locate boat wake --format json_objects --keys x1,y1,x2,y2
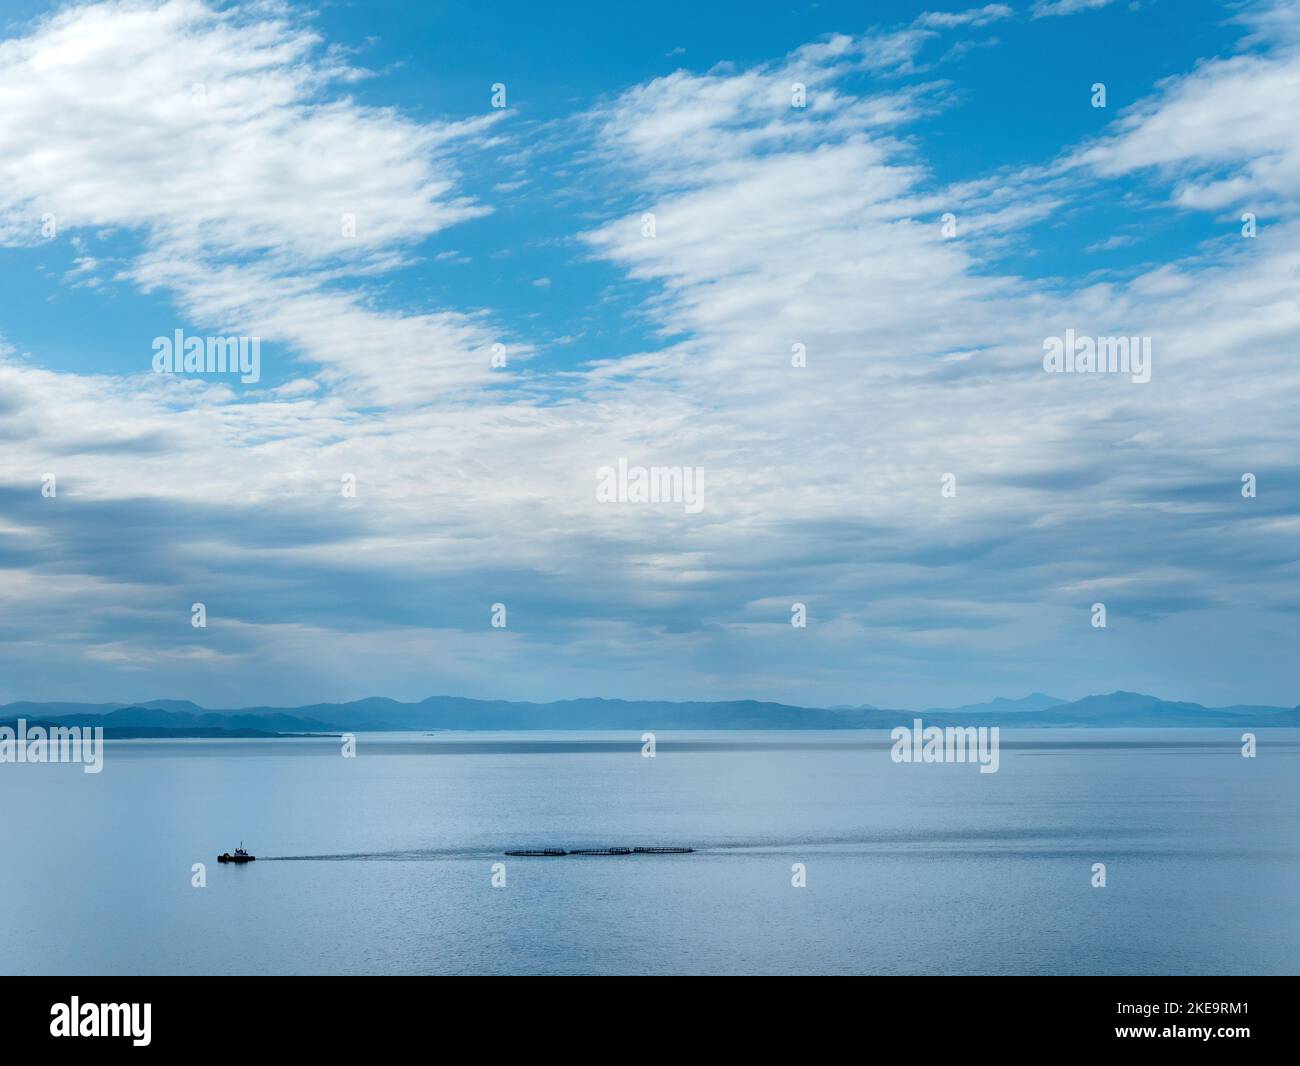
[
  {"x1": 261, "y1": 847, "x2": 498, "y2": 862},
  {"x1": 253, "y1": 826, "x2": 1282, "y2": 863},
  {"x1": 262, "y1": 845, "x2": 696, "y2": 861}
]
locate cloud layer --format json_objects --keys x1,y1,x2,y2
[{"x1": 1, "y1": 0, "x2": 1298, "y2": 709}]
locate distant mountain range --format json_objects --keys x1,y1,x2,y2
[{"x1": 2, "y1": 691, "x2": 1298, "y2": 735}]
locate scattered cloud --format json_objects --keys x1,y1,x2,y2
[
  {"x1": 0, "y1": 0, "x2": 1297, "y2": 708},
  {"x1": 1031, "y1": 0, "x2": 1122, "y2": 18},
  {"x1": 1071, "y1": 6, "x2": 1300, "y2": 211},
  {"x1": 915, "y1": 4, "x2": 1014, "y2": 29}
]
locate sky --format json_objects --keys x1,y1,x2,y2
[{"x1": 0, "y1": 0, "x2": 1297, "y2": 710}]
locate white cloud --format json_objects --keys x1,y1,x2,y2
[
  {"x1": 0, "y1": 0, "x2": 508, "y2": 404},
  {"x1": 1072, "y1": 13, "x2": 1300, "y2": 211},
  {"x1": 570, "y1": 18, "x2": 1300, "y2": 702},
  {"x1": 1031, "y1": 0, "x2": 1120, "y2": 17},
  {"x1": 915, "y1": 5, "x2": 1014, "y2": 29},
  {"x1": 1, "y1": 3, "x2": 1299, "y2": 707},
  {"x1": 0, "y1": 0, "x2": 493, "y2": 260}
]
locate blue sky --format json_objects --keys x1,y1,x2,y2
[{"x1": 0, "y1": 0, "x2": 1297, "y2": 709}]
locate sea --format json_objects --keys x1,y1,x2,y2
[{"x1": 2, "y1": 729, "x2": 1297, "y2": 975}]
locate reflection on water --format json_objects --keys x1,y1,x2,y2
[{"x1": 1, "y1": 729, "x2": 1297, "y2": 975}]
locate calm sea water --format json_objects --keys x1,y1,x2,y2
[{"x1": 2, "y1": 729, "x2": 1297, "y2": 975}]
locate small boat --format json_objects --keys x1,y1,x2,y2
[{"x1": 217, "y1": 842, "x2": 255, "y2": 864}]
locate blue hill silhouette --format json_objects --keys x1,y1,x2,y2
[{"x1": 3, "y1": 691, "x2": 1297, "y2": 733}]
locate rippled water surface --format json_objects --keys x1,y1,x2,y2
[{"x1": 2, "y1": 730, "x2": 1296, "y2": 974}]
